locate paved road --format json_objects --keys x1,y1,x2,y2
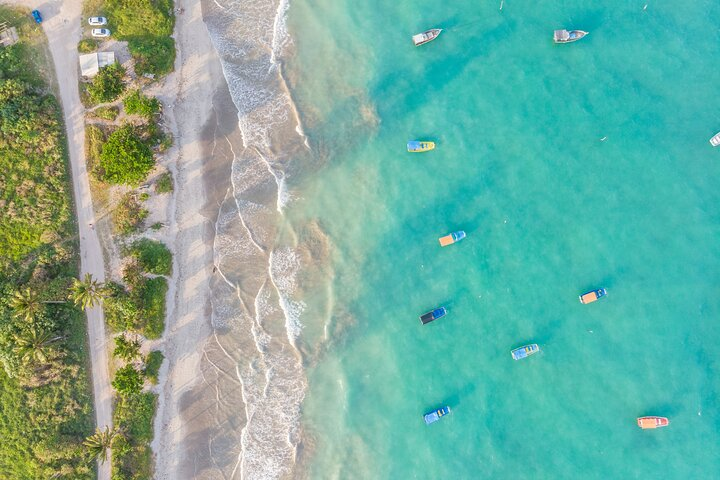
[{"x1": 0, "y1": 1, "x2": 113, "y2": 478}]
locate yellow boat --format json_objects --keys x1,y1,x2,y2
[{"x1": 407, "y1": 140, "x2": 435, "y2": 152}]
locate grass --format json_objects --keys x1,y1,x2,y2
[
  {"x1": 77, "y1": 38, "x2": 98, "y2": 54},
  {"x1": 112, "y1": 193, "x2": 148, "y2": 235},
  {"x1": 144, "y1": 350, "x2": 163, "y2": 385},
  {"x1": 104, "y1": 0, "x2": 176, "y2": 76},
  {"x1": 155, "y1": 171, "x2": 173, "y2": 193},
  {"x1": 127, "y1": 238, "x2": 172, "y2": 276},
  {"x1": 140, "y1": 276, "x2": 167, "y2": 340},
  {"x1": 112, "y1": 391, "x2": 156, "y2": 480},
  {"x1": 90, "y1": 105, "x2": 119, "y2": 121},
  {"x1": 0, "y1": 6, "x2": 93, "y2": 477}
]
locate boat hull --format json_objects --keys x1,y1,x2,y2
[
  {"x1": 554, "y1": 29, "x2": 588, "y2": 43},
  {"x1": 579, "y1": 288, "x2": 607, "y2": 304},
  {"x1": 710, "y1": 132, "x2": 720, "y2": 147},
  {"x1": 420, "y1": 307, "x2": 447, "y2": 325},
  {"x1": 424, "y1": 406, "x2": 451, "y2": 425},
  {"x1": 511, "y1": 344, "x2": 540, "y2": 360},
  {"x1": 439, "y1": 231, "x2": 466, "y2": 247},
  {"x1": 637, "y1": 416, "x2": 669, "y2": 429},
  {"x1": 413, "y1": 28, "x2": 442, "y2": 46},
  {"x1": 407, "y1": 140, "x2": 436, "y2": 152}
]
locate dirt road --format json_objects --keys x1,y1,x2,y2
[{"x1": 0, "y1": 1, "x2": 113, "y2": 478}]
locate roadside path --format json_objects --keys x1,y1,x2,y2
[{"x1": 0, "y1": 1, "x2": 113, "y2": 479}]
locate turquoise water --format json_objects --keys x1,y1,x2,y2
[{"x1": 284, "y1": 1, "x2": 720, "y2": 477}]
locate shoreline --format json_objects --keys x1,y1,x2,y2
[{"x1": 153, "y1": 0, "x2": 238, "y2": 476}]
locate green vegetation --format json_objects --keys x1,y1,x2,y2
[
  {"x1": 144, "y1": 350, "x2": 163, "y2": 384},
  {"x1": 85, "y1": 124, "x2": 106, "y2": 174},
  {"x1": 91, "y1": 105, "x2": 119, "y2": 121},
  {"x1": 106, "y1": 0, "x2": 176, "y2": 76},
  {"x1": 155, "y1": 171, "x2": 173, "y2": 193},
  {"x1": 139, "y1": 276, "x2": 167, "y2": 339},
  {"x1": 112, "y1": 193, "x2": 149, "y2": 234},
  {"x1": 83, "y1": 426, "x2": 118, "y2": 464},
  {"x1": 0, "y1": 7, "x2": 93, "y2": 477},
  {"x1": 113, "y1": 392, "x2": 156, "y2": 479},
  {"x1": 112, "y1": 364, "x2": 143, "y2": 396},
  {"x1": 87, "y1": 63, "x2": 126, "y2": 104},
  {"x1": 113, "y1": 334, "x2": 141, "y2": 361},
  {"x1": 127, "y1": 238, "x2": 172, "y2": 276},
  {"x1": 68, "y1": 272, "x2": 106, "y2": 309},
  {"x1": 124, "y1": 89, "x2": 161, "y2": 117},
  {"x1": 150, "y1": 222, "x2": 164, "y2": 231},
  {"x1": 104, "y1": 262, "x2": 167, "y2": 339},
  {"x1": 78, "y1": 38, "x2": 98, "y2": 54},
  {"x1": 100, "y1": 124, "x2": 155, "y2": 185}
]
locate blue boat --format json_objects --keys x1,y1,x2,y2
[
  {"x1": 423, "y1": 406, "x2": 451, "y2": 425},
  {"x1": 439, "y1": 231, "x2": 466, "y2": 247},
  {"x1": 579, "y1": 288, "x2": 607, "y2": 304},
  {"x1": 407, "y1": 140, "x2": 435, "y2": 152},
  {"x1": 511, "y1": 343, "x2": 540, "y2": 360},
  {"x1": 419, "y1": 307, "x2": 447, "y2": 325}
]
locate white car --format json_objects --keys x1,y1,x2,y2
[
  {"x1": 88, "y1": 16, "x2": 107, "y2": 26},
  {"x1": 91, "y1": 28, "x2": 111, "y2": 38}
]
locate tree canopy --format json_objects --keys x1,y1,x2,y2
[{"x1": 100, "y1": 125, "x2": 154, "y2": 185}]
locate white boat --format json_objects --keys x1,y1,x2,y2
[
  {"x1": 413, "y1": 29, "x2": 442, "y2": 46},
  {"x1": 710, "y1": 132, "x2": 720, "y2": 147},
  {"x1": 553, "y1": 29, "x2": 588, "y2": 44}
]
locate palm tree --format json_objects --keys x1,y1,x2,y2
[
  {"x1": 12, "y1": 326, "x2": 60, "y2": 364},
  {"x1": 83, "y1": 426, "x2": 118, "y2": 463},
  {"x1": 68, "y1": 273, "x2": 105, "y2": 309},
  {"x1": 9, "y1": 288, "x2": 42, "y2": 321}
]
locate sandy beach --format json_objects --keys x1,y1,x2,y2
[{"x1": 152, "y1": 0, "x2": 256, "y2": 477}]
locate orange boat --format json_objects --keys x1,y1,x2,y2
[{"x1": 637, "y1": 416, "x2": 669, "y2": 429}]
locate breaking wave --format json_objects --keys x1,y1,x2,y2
[{"x1": 202, "y1": 0, "x2": 311, "y2": 477}]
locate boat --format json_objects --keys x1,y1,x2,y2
[
  {"x1": 511, "y1": 344, "x2": 540, "y2": 360},
  {"x1": 420, "y1": 307, "x2": 447, "y2": 325},
  {"x1": 407, "y1": 140, "x2": 436, "y2": 152},
  {"x1": 553, "y1": 29, "x2": 588, "y2": 44},
  {"x1": 423, "y1": 406, "x2": 451, "y2": 425},
  {"x1": 413, "y1": 28, "x2": 442, "y2": 46},
  {"x1": 710, "y1": 132, "x2": 720, "y2": 146},
  {"x1": 579, "y1": 288, "x2": 607, "y2": 304},
  {"x1": 637, "y1": 416, "x2": 669, "y2": 429},
  {"x1": 439, "y1": 231, "x2": 466, "y2": 247}
]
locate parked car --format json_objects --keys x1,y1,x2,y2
[
  {"x1": 31, "y1": 10, "x2": 42, "y2": 23},
  {"x1": 91, "y1": 28, "x2": 111, "y2": 38},
  {"x1": 88, "y1": 16, "x2": 107, "y2": 26}
]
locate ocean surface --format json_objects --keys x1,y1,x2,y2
[{"x1": 205, "y1": 0, "x2": 720, "y2": 478}]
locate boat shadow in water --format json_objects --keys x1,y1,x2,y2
[
  {"x1": 440, "y1": 382, "x2": 478, "y2": 411},
  {"x1": 372, "y1": 21, "x2": 515, "y2": 119}
]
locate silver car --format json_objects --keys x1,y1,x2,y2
[
  {"x1": 88, "y1": 16, "x2": 107, "y2": 26},
  {"x1": 91, "y1": 28, "x2": 111, "y2": 38}
]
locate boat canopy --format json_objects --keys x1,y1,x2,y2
[
  {"x1": 554, "y1": 29, "x2": 570, "y2": 41},
  {"x1": 639, "y1": 418, "x2": 657, "y2": 428},
  {"x1": 408, "y1": 141, "x2": 421, "y2": 149}
]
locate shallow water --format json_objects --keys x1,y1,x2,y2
[{"x1": 278, "y1": 0, "x2": 720, "y2": 478}]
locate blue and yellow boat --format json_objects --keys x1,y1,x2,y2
[
  {"x1": 511, "y1": 344, "x2": 540, "y2": 360},
  {"x1": 423, "y1": 406, "x2": 451, "y2": 425},
  {"x1": 407, "y1": 140, "x2": 435, "y2": 152}
]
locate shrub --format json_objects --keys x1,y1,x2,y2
[
  {"x1": 123, "y1": 89, "x2": 160, "y2": 117},
  {"x1": 112, "y1": 392, "x2": 156, "y2": 479},
  {"x1": 86, "y1": 63, "x2": 125, "y2": 104},
  {"x1": 144, "y1": 351, "x2": 163, "y2": 385},
  {"x1": 112, "y1": 365, "x2": 143, "y2": 396},
  {"x1": 112, "y1": 193, "x2": 148, "y2": 235},
  {"x1": 150, "y1": 222, "x2": 164, "y2": 231},
  {"x1": 113, "y1": 334, "x2": 141, "y2": 361},
  {"x1": 100, "y1": 125, "x2": 154, "y2": 185},
  {"x1": 155, "y1": 172, "x2": 173, "y2": 193},
  {"x1": 103, "y1": 282, "x2": 141, "y2": 332},
  {"x1": 139, "y1": 277, "x2": 167, "y2": 339},
  {"x1": 85, "y1": 125, "x2": 105, "y2": 179},
  {"x1": 77, "y1": 38, "x2": 98, "y2": 54},
  {"x1": 128, "y1": 36, "x2": 175, "y2": 76},
  {"x1": 128, "y1": 239, "x2": 172, "y2": 276},
  {"x1": 90, "y1": 105, "x2": 119, "y2": 121}
]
